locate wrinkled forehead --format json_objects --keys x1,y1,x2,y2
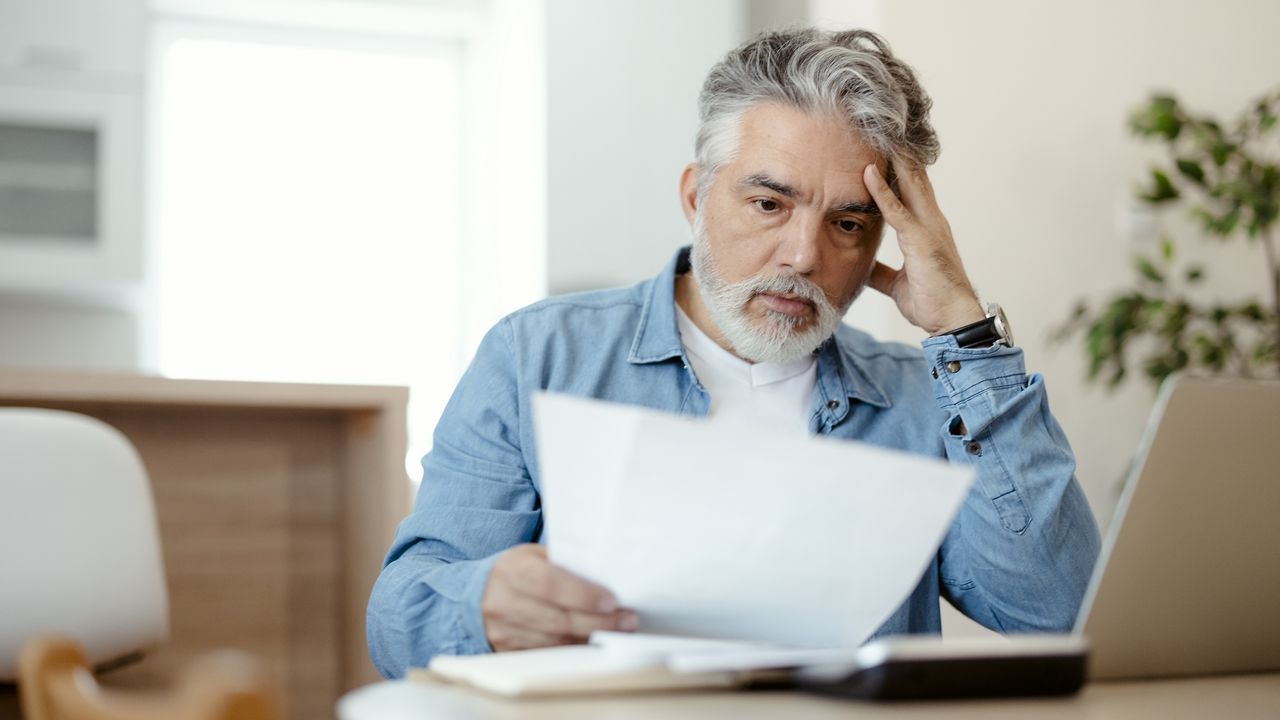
[{"x1": 719, "y1": 104, "x2": 887, "y2": 201}]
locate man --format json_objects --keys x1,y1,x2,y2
[{"x1": 367, "y1": 28, "x2": 1100, "y2": 678}]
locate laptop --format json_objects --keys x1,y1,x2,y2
[{"x1": 1076, "y1": 374, "x2": 1280, "y2": 680}]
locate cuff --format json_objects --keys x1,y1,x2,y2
[
  {"x1": 921, "y1": 335, "x2": 1029, "y2": 432},
  {"x1": 427, "y1": 553, "x2": 500, "y2": 655},
  {"x1": 459, "y1": 553, "x2": 499, "y2": 654}
]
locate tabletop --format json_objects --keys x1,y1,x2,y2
[{"x1": 336, "y1": 671, "x2": 1280, "y2": 720}]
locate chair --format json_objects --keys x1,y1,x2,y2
[
  {"x1": 19, "y1": 636, "x2": 279, "y2": 720},
  {"x1": 0, "y1": 408, "x2": 168, "y2": 680},
  {"x1": 2, "y1": 408, "x2": 283, "y2": 719}
]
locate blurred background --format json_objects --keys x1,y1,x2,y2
[{"x1": 1, "y1": 0, "x2": 1276, "y2": 627}]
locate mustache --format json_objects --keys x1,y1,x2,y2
[{"x1": 732, "y1": 273, "x2": 830, "y2": 310}]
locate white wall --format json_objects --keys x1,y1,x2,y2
[
  {"x1": 0, "y1": 293, "x2": 137, "y2": 371},
  {"x1": 544, "y1": 0, "x2": 748, "y2": 294}
]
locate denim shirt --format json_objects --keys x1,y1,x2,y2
[{"x1": 367, "y1": 247, "x2": 1101, "y2": 679}]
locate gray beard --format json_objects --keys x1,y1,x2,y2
[{"x1": 688, "y1": 212, "x2": 852, "y2": 364}]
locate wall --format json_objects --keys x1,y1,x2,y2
[{"x1": 544, "y1": 0, "x2": 752, "y2": 294}]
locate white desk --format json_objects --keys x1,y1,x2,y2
[{"x1": 337, "y1": 672, "x2": 1280, "y2": 720}]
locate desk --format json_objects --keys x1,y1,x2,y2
[
  {"x1": 0, "y1": 370, "x2": 411, "y2": 720},
  {"x1": 337, "y1": 673, "x2": 1280, "y2": 720}
]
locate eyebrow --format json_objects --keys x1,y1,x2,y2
[
  {"x1": 831, "y1": 200, "x2": 881, "y2": 217},
  {"x1": 738, "y1": 173, "x2": 798, "y2": 199},
  {"x1": 737, "y1": 173, "x2": 881, "y2": 216}
]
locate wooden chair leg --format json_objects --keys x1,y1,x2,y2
[{"x1": 18, "y1": 636, "x2": 281, "y2": 720}]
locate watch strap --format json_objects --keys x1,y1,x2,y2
[{"x1": 947, "y1": 315, "x2": 1003, "y2": 349}]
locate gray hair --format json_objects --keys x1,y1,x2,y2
[{"x1": 695, "y1": 28, "x2": 940, "y2": 196}]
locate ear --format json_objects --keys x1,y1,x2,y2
[{"x1": 678, "y1": 163, "x2": 700, "y2": 226}]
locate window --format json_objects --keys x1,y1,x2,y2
[{"x1": 152, "y1": 24, "x2": 461, "y2": 482}]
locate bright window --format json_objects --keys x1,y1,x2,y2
[{"x1": 153, "y1": 30, "x2": 461, "y2": 482}]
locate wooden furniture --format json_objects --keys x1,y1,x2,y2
[
  {"x1": 19, "y1": 636, "x2": 280, "y2": 720},
  {"x1": 0, "y1": 370, "x2": 411, "y2": 720},
  {"x1": 338, "y1": 672, "x2": 1280, "y2": 720}
]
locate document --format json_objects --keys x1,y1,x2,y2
[
  {"x1": 421, "y1": 632, "x2": 1084, "y2": 698},
  {"x1": 531, "y1": 392, "x2": 975, "y2": 649}
]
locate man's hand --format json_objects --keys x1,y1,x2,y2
[
  {"x1": 482, "y1": 544, "x2": 638, "y2": 652},
  {"x1": 863, "y1": 159, "x2": 985, "y2": 336}
]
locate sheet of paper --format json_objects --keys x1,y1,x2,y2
[
  {"x1": 532, "y1": 391, "x2": 974, "y2": 649},
  {"x1": 532, "y1": 392, "x2": 641, "y2": 580}
]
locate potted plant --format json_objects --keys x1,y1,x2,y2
[{"x1": 1056, "y1": 88, "x2": 1280, "y2": 388}]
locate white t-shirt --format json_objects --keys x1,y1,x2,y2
[{"x1": 675, "y1": 304, "x2": 818, "y2": 434}]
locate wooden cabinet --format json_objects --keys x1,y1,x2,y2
[{"x1": 0, "y1": 370, "x2": 412, "y2": 720}]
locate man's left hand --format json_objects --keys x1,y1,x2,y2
[{"x1": 863, "y1": 159, "x2": 984, "y2": 336}]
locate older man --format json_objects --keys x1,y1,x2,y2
[{"x1": 367, "y1": 28, "x2": 1100, "y2": 678}]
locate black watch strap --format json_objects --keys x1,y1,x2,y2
[{"x1": 947, "y1": 316, "x2": 1002, "y2": 349}]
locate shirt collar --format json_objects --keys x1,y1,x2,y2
[
  {"x1": 627, "y1": 246, "x2": 690, "y2": 364},
  {"x1": 628, "y1": 245, "x2": 892, "y2": 409},
  {"x1": 816, "y1": 334, "x2": 892, "y2": 410}
]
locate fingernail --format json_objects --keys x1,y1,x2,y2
[
  {"x1": 619, "y1": 612, "x2": 639, "y2": 632},
  {"x1": 597, "y1": 596, "x2": 617, "y2": 614}
]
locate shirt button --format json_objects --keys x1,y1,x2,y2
[
  {"x1": 931, "y1": 367, "x2": 939, "y2": 379},
  {"x1": 966, "y1": 441, "x2": 982, "y2": 455},
  {"x1": 826, "y1": 399, "x2": 840, "y2": 410},
  {"x1": 946, "y1": 360, "x2": 962, "y2": 373}
]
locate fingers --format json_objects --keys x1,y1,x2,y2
[
  {"x1": 510, "y1": 546, "x2": 618, "y2": 614},
  {"x1": 496, "y1": 576, "x2": 636, "y2": 632},
  {"x1": 486, "y1": 620, "x2": 575, "y2": 652},
  {"x1": 890, "y1": 156, "x2": 937, "y2": 209},
  {"x1": 863, "y1": 163, "x2": 915, "y2": 231},
  {"x1": 867, "y1": 261, "x2": 901, "y2": 298},
  {"x1": 484, "y1": 544, "x2": 638, "y2": 652}
]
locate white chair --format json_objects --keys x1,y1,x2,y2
[{"x1": 0, "y1": 407, "x2": 169, "y2": 680}]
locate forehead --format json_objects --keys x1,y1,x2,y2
[{"x1": 726, "y1": 102, "x2": 883, "y2": 196}]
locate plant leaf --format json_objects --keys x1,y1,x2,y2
[
  {"x1": 1141, "y1": 169, "x2": 1180, "y2": 203},
  {"x1": 1134, "y1": 257, "x2": 1164, "y2": 283},
  {"x1": 1211, "y1": 141, "x2": 1233, "y2": 166},
  {"x1": 1175, "y1": 158, "x2": 1205, "y2": 185}
]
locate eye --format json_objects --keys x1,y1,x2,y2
[
  {"x1": 835, "y1": 218, "x2": 864, "y2": 234},
  {"x1": 753, "y1": 198, "x2": 781, "y2": 213}
]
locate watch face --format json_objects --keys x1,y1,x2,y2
[{"x1": 988, "y1": 303, "x2": 1013, "y2": 347}]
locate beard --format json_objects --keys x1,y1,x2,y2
[{"x1": 689, "y1": 211, "x2": 854, "y2": 364}]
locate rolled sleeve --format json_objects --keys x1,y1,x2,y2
[{"x1": 922, "y1": 335, "x2": 1101, "y2": 633}]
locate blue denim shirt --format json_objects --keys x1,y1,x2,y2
[{"x1": 367, "y1": 247, "x2": 1100, "y2": 679}]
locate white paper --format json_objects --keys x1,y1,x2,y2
[
  {"x1": 532, "y1": 391, "x2": 973, "y2": 649},
  {"x1": 589, "y1": 630, "x2": 861, "y2": 673}
]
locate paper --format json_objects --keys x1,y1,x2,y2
[
  {"x1": 589, "y1": 630, "x2": 863, "y2": 673},
  {"x1": 532, "y1": 392, "x2": 974, "y2": 649}
]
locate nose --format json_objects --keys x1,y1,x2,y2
[{"x1": 772, "y1": 211, "x2": 822, "y2": 275}]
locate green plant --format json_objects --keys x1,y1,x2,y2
[{"x1": 1055, "y1": 88, "x2": 1280, "y2": 388}]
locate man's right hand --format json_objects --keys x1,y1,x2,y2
[{"x1": 481, "y1": 543, "x2": 639, "y2": 652}]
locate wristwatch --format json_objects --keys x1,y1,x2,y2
[{"x1": 943, "y1": 303, "x2": 1013, "y2": 349}]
